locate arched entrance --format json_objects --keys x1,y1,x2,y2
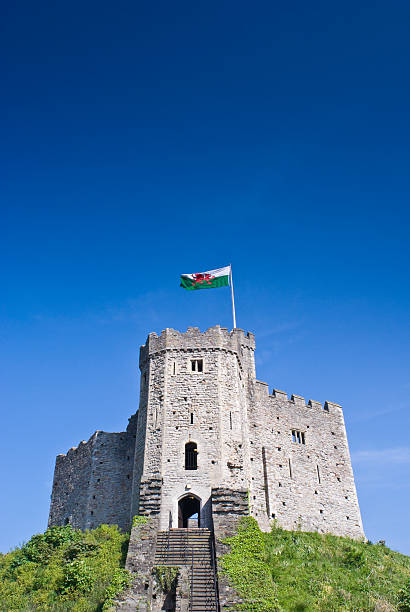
[{"x1": 178, "y1": 494, "x2": 201, "y2": 528}]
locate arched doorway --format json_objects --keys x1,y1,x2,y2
[{"x1": 178, "y1": 494, "x2": 201, "y2": 528}]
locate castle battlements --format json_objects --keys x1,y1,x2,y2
[
  {"x1": 139, "y1": 325, "x2": 255, "y2": 365},
  {"x1": 255, "y1": 382, "x2": 342, "y2": 413}
]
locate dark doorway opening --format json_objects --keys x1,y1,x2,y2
[{"x1": 178, "y1": 495, "x2": 200, "y2": 528}]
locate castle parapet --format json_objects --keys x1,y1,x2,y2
[
  {"x1": 269, "y1": 389, "x2": 341, "y2": 412},
  {"x1": 139, "y1": 325, "x2": 255, "y2": 365}
]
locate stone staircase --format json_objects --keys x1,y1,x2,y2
[{"x1": 154, "y1": 528, "x2": 218, "y2": 612}]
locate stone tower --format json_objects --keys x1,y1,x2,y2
[{"x1": 131, "y1": 326, "x2": 256, "y2": 532}]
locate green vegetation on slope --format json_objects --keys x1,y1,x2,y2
[
  {"x1": 220, "y1": 517, "x2": 410, "y2": 612},
  {"x1": 0, "y1": 524, "x2": 130, "y2": 612}
]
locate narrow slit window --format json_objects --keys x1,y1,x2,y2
[
  {"x1": 190, "y1": 413, "x2": 194, "y2": 425},
  {"x1": 288, "y1": 458, "x2": 293, "y2": 478},
  {"x1": 173, "y1": 361, "x2": 176, "y2": 375},
  {"x1": 191, "y1": 359, "x2": 203, "y2": 373},
  {"x1": 316, "y1": 464, "x2": 321, "y2": 484},
  {"x1": 229, "y1": 412, "x2": 232, "y2": 430}
]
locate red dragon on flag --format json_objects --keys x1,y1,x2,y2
[{"x1": 192, "y1": 272, "x2": 215, "y2": 286}]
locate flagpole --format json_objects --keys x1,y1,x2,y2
[{"x1": 230, "y1": 265, "x2": 237, "y2": 329}]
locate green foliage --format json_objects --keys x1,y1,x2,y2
[
  {"x1": 0, "y1": 523, "x2": 130, "y2": 611},
  {"x1": 398, "y1": 579, "x2": 410, "y2": 611},
  {"x1": 8, "y1": 525, "x2": 79, "y2": 572},
  {"x1": 219, "y1": 517, "x2": 280, "y2": 611},
  {"x1": 220, "y1": 517, "x2": 410, "y2": 612},
  {"x1": 154, "y1": 565, "x2": 179, "y2": 592},
  {"x1": 102, "y1": 568, "x2": 132, "y2": 611},
  {"x1": 59, "y1": 559, "x2": 94, "y2": 597},
  {"x1": 132, "y1": 515, "x2": 150, "y2": 529}
]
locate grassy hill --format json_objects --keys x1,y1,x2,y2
[
  {"x1": 0, "y1": 518, "x2": 409, "y2": 611},
  {"x1": 220, "y1": 517, "x2": 410, "y2": 611}
]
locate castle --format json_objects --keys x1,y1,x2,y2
[{"x1": 49, "y1": 326, "x2": 364, "y2": 610}]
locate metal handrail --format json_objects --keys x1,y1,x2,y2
[
  {"x1": 156, "y1": 527, "x2": 218, "y2": 611},
  {"x1": 166, "y1": 526, "x2": 171, "y2": 564},
  {"x1": 210, "y1": 534, "x2": 220, "y2": 611},
  {"x1": 189, "y1": 532, "x2": 194, "y2": 612}
]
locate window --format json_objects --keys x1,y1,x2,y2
[
  {"x1": 191, "y1": 359, "x2": 203, "y2": 373},
  {"x1": 291, "y1": 429, "x2": 305, "y2": 444},
  {"x1": 185, "y1": 442, "x2": 198, "y2": 470}
]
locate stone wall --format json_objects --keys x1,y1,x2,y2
[
  {"x1": 49, "y1": 427, "x2": 136, "y2": 531},
  {"x1": 48, "y1": 437, "x2": 94, "y2": 529},
  {"x1": 247, "y1": 382, "x2": 364, "y2": 538},
  {"x1": 211, "y1": 487, "x2": 248, "y2": 610},
  {"x1": 115, "y1": 517, "x2": 159, "y2": 612}
]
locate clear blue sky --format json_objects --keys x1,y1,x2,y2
[{"x1": 1, "y1": 1, "x2": 409, "y2": 555}]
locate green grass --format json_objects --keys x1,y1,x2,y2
[
  {"x1": 0, "y1": 524, "x2": 130, "y2": 611},
  {"x1": 220, "y1": 517, "x2": 410, "y2": 612},
  {"x1": 2, "y1": 518, "x2": 409, "y2": 611}
]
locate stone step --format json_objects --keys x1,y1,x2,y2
[{"x1": 154, "y1": 529, "x2": 218, "y2": 612}]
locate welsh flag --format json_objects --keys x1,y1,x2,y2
[{"x1": 180, "y1": 265, "x2": 231, "y2": 290}]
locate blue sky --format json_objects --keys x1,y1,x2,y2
[{"x1": 1, "y1": 0, "x2": 409, "y2": 555}]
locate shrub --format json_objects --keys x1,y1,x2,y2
[
  {"x1": 102, "y1": 568, "x2": 132, "y2": 610},
  {"x1": 154, "y1": 565, "x2": 179, "y2": 592},
  {"x1": 59, "y1": 559, "x2": 94, "y2": 597},
  {"x1": 132, "y1": 515, "x2": 150, "y2": 529},
  {"x1": 0, "y1": 524, "x2": 130, "y2": 611}
]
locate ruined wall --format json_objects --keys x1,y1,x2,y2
[
  {"x1": 49, "y1": 422, "x2": 137, "y2": 531},
  {"x1": 86, "y1": 430, "x2": 136, "y2": 531},
  {"x1": 49, "y1": 437, "x2": 94, "y2": 529}
]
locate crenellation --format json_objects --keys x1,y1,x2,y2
[
  {"x1": 272, "y1": 388, "x2": 288, "y2": 399},
  {"x1": 290, "y1": 394, "x2": 306, "y2": 406}
]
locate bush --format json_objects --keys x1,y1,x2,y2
[
  {"x1": 102, "y1": 568, "x2": 132, "y2": 610},
  {"x1": 59, "y1": 559, "x2": 94, "y2": 597},
  {"x1": 154, "y1": 565, "x2": 179, "y2": 592},
  {"x1": 0, "y1": 524, "x2": 130, "y2": 611}
]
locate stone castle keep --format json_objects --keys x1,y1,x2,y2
[{"x1": 49, "y1": 326, "x2": 364, "y2": 610}]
